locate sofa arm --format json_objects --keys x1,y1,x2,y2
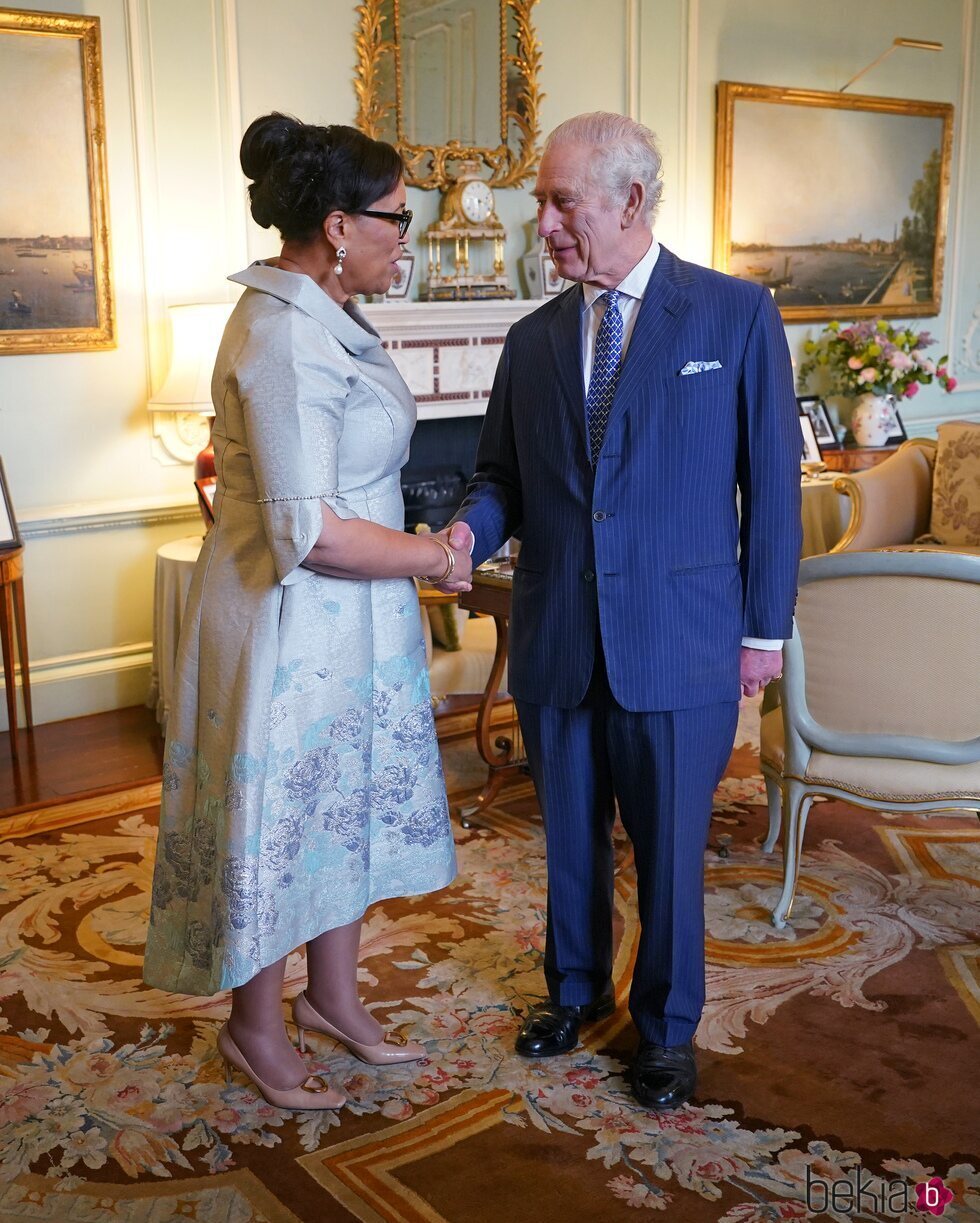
[{"x1": 831, "y1": 439, "x2": 936, "y2": 552}]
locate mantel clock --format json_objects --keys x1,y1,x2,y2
[{"x1": 421, "y1": 162, "x2": 515, "y2": 301}]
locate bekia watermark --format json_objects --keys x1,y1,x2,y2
[{"x1": 806, "y1": 1164, "x2": 954, "y2": 1217}]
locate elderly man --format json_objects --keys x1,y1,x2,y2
[{"x1": 445, "y1": 112, "x2": 801, "y2": 1109}]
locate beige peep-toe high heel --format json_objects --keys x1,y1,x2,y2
[
  {"x1": 292, "y1": 991, "x2": 426, "y2": 1066},
  {"x1": 217, "y1": 1023, "x2": 346, "y2": 1111}
]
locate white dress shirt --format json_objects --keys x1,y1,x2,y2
[{"x1": 578, "y1": 237, "x2": 782, "y2": 654}]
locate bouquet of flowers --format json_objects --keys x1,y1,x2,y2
[{"x1": 798, "y1": 319, "x2": 957, "y2": 401}]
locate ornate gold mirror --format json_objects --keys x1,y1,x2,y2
[{"x1": 354, "y1": 0, "x2": 542, "y2": 190}]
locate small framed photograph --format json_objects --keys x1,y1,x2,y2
[
  {"x1": 799, "y1": 413, "x2": 822, "y2": 464},
  {"x1": 883, "y1": 405, "x2": 908, "y2": 446},
  {"x1": 194, "y1": 477, "x2": 216, "y2": 528},
  {"x1": 0, "y1": 457, "x2": 22, "y2": 551},
  {"x1": 797, "y1": 396, "x2": 839, "y2": 450},
  {"x1": 384, "y1": 252, "x2": 415, "y2": 301}
]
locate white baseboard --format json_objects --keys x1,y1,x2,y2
[{"x1": 0, "y1": 643, "x2": 153, "y2": 732}]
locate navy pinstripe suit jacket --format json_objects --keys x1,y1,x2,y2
[{"x1": 455, "y1": 245, "x2": 802, "y2": 712}]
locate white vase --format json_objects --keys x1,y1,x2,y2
[{"x1": 850, "y1": 392, "x2": 897, "y2": 447}]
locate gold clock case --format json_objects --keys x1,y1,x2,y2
[{"x1": 354, "y1": 0, "x2": 543, "y2": 190}]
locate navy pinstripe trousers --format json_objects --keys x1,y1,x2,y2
[{"x1": 517, "y1": 639, "x2": 738, "y2": 1047}]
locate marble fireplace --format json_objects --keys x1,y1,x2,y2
[{"x1": 361, "y1": 299, "x2": 538, "y2": 529}]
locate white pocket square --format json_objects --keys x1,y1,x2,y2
[{"x1": 679, "y1": 360, "x2": 723, "y2": 375}]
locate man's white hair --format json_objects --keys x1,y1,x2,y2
[{"x1": 543, "y1": 112, "x2": 664, "y2": 223}]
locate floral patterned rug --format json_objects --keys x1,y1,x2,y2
[{"x1": 1, "y1": 704, "x2": 978, "y2": 1222}]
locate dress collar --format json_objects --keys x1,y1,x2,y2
[{"x1": 228, "y1": 261, "x2": 381, "y2": 354}]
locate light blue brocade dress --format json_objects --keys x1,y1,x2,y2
[{"x1": 143, "y1": 263, "x2": 457, "y2": 997}]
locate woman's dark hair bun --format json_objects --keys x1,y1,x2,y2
[
  {"x1": 239, "y1": 112, "x2": 403, "y2": 242},
  {"x1": 240, "y1": 112, "x2": 301, "y2": 184}
]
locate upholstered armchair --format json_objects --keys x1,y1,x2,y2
[
  {"x1": 418, "y1": 587, "x2": 506, "y2": 705},
  {"x1": 832, "y1": 424, "x2": 980, "y2": 555},
  {"x1": 831, "y1": 438, "x2": 936, "y2": 551},
  {"x1": 760, "y1": 549, "x2": 980, "y2": 928}
]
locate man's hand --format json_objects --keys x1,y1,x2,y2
[
  {"x1": 431, "y1": 521, "x2": 475, "y2": 593},
  {"x1": 739, "y1": 647, "x2": 782, "y2": 698}
]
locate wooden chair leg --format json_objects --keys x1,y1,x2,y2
[
  {"x1": 12, "y1": 577, "x2": 32, "y2": 728},
  {"x1": 0, "y1": 578, "x2": 18, "y2": 753}
]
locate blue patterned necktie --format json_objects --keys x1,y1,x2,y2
[{"x1": 585, "y1": 289, "x2": 624, "y2": 465}]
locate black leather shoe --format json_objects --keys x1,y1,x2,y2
[
  {"x1": 630, "y1": 1041, "x2": 697, "y2": 1110},
  {"x1": 515, "y1": 995, "x2": 615, "y2": 1058}
]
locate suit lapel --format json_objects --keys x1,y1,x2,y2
[
  {"x1": 547, "y1": 284, "x2": 588, "y2": 451},
  {"x1": 611, "y1": 246, "x2": 692, "y2": 412}
]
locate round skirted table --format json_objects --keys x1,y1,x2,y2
[{"x1": 148, "y1": 535, "x2": 202, "y2": 732}]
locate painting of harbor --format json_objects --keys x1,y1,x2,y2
[
  {"x1": 0, "y1": 11, "x2": 113, "y2": 353},
  {"x1": 714, "y1": 83, "x2": 953, "y2": 323}
]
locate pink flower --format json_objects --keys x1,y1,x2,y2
[
  {"x1": 905, "y1": 382, "x2": 920, "y2": 398},
  {"x1": 381, "y1": 1098, "x2": 413, "y2": 1121},
  {"x1": 889, "y1": 350, "x2": 913, "y2": 370},
  {"x1": 847, "y1": 356, "x2": 863, "y2": 369},
  {"x1": 946, "y1": 377, "x2": 958, "y2": 392},
  {"x1": 858, "y1": 367, "x2": 878, "y2": 384},
  {"x1": 0, "y1": 1081, "x2": 60, "y2": 1126},
  {"x1": 470, "y1": 1012, "x2": 514, "y2": 1037}
]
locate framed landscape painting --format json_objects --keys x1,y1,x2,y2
[
  {"x1": 713, "y1": 82, "x2": 953, "y2": 323},
  {"x1": 0, "y1": 9, "x2": 114, "y2": 354}
]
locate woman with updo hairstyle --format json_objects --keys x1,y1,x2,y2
[{"x1": 144, "y1": 113, "x2": 473, "y2": 1111}]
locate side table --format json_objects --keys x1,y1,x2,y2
[
  {"x1": 0, "y1": 545, "x2": 33, "y2": 754},
  {"x1": 456, "y1": 562, "x2": 527, "y2": 824},
  {"x1": 822, "y1": 445, "x2": 900, "y2": 474}
]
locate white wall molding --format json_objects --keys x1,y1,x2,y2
[
  {"x1": 626, "y1": 0, "x2": 639, "y2": 119},
  {"x1": 904, "y1": 405, "x2": 980, "y2": 435},
  {"x1": 20, "y1": 494, "x2": 199, "y2": 539},
  {"x1": 213, "y1": 0, "x2": 249, "y2": 275},
  {"x1": 683, "y1": 0, "x2": 698, "y2": 256},
  {"x1": 125, "y1": 0, "x2": 167, "y2": 410},
  {"x1": 0, "y1": 642, "x2": 153, "y2": 733},
  {"x1": 128, "y1": 0, "x2": 246, "y2": 471},
  {"x1": 945, "y1": 0, "x2": 978, "y2": 391}
]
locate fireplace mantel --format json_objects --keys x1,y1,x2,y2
[{"x1": 361, "y1": 298, "x2": 542, "y2": 419}]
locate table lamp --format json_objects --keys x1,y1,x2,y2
[{"x1": 148, "y1": 302, "x2": 234, "y2": 480}]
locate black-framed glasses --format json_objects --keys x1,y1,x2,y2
[{"x1": 356, "y1": 208, "x2": 413, "y2": 238}]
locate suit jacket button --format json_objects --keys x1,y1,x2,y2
[
  {"x1": 592, "y1": 510, "x2": 607, "y2": 522},
  {"x1": 583, "y1": 569, "x2": 595, "y2": 582}
]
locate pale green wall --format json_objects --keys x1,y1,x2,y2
[{"x1": 0, "y1": 0, "x2": 977, "y2": 728}]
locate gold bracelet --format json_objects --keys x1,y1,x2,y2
[{"x1": 421, "y1": 538, "x2": 454, "y2": 584}]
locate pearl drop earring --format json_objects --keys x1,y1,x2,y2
[{"x1": 334, "y1": 246, "x2": 347, "y2": 276}]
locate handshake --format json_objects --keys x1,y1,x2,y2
[{"x1": 425, "y1": 522, "x2": 475, "y2": 594}]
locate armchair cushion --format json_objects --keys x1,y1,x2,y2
[
  {"x1": 929, "y1": 421, "x2": 980, "y2": 547},
  {"x1": 760, "y1": 709, "x2": 980, "y2": 802},
  {"x1": 428, "y1": 603, "x2": 468, "y2": 651}
]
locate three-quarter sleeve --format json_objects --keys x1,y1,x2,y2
[{"x1": 233, "y1": 308, "x2": 357, "y2": 584}]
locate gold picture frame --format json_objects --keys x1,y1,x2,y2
[
  {"x1": 354, "y1": 0, "x2": 542, "y2": 190},
  {"x1": 713, "y1": 82, "x2": 953, "y2": 323},
  {"x1": 0, "y1": 8, "x2": 114, "y2": 354}
]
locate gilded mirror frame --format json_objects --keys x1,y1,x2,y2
[{"x1": 354, "y1": 0, "x2": 542, "y2": 189}]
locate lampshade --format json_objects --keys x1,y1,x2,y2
[{"x1": 148, "y1": 302, "x2": 235, "y2": 413}]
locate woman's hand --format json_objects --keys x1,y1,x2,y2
[
  {"x1": 302, "y1": 503, "x2": 473, "y2": 584},
  {"x1": 430, "y1": 523, "x2": 474, "y2": 593}
]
